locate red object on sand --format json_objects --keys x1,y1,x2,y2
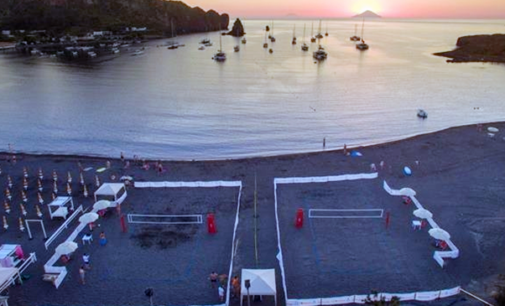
[
  {"x1": 120, "y1": 214, "x2": 127, "y2": 233},
  {"x1": 295, "y1": 208, "x2": 304, "y2": 228},
  {"x1": 207, "y1": 213, "x2": 217, "y2": 234}
]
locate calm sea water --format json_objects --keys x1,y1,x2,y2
[{"x1": 0, "y1": 19, "x2": 504, "y2": 160}]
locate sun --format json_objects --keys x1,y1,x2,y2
[{"x1": 351, "y1": 0, "x2": 382, "y2": 15}]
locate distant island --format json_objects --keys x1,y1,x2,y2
[
  {"x1": 434, "y1": 34, "x2": 505, "y2": 63},
  {"x1": 0, "y1": 0, "x2": 229, "y2": 37},
  {"x1": 353, "y1": 10, "x2": 381, "y2": 18}
]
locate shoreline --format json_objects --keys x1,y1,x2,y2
[{"x1": 1, "y1": 121, "x2": 502, "y2": 163}]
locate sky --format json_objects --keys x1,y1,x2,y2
[{"x1": 183, "y1": 0, "x2": 505, "y2": 18}]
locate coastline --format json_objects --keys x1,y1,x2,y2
[{"x1": 2, "y1": 120, "x2": 505, "y2": 305}]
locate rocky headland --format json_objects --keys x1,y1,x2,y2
[
  {"x1": 434, "y1": 34, "x2": 505, "y2": 63},
  {"x1": 226, "y1": 18, "x2": 245, "y2": 37}
]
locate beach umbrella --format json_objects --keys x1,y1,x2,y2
[
  {"x1": 23, "y1": 167, "x2": 28, "y2": 178},
  {"x1": 23, "y1": 177, "x2": 28, "y2": 191},
  {"x1": 79, "y1": 212, "x2": 99, "y2": 224},
  {"x1": 18, "y1": 217, "x2": 25, "y2": 232},
  {"x1": 120, "y1": 175, "x2": 133, "y2": 181},
  {"x1": 2, "y1": 216, "x2": 8, "y2": 230},
  {"x1": 429, "y1": 228, "x2": 451, "y2": 241},
  {"x1": 53, "y1": 181, "x2": 58, "y2": 194},
  {"x1": 52, "y1": 170, "x2": 58, "y2": 182},
  {"x1": 36, "y1": 205, "x2": 42, "y2": 218},
  {"x1": 7, "y1": 175, "x2": 12, "y2": 188},
  {"x1": 66, "y1": 183, "x2": 72, "y2": 195},
  {"x1": 38, "y1": 168, "x2": 43, "y2": 180},
  {"x1": 95, "y1": 175, "x2": 100, "y2": 188},
  {"x1": 83, "y1": 185, "x2": 89, "y2": 198},
  {"x1": 21, "y1": 190, "x2": 27, "y2": 203},
  {"x1": 5, "y1": 188, "x2": 11, "y2": 201},
  {"x1": 79, "y1": 172, "x2": 84, "y2": 185},
  {"x1": 67, "y1": 172, "x2": 72, "y2": 183},
  {"x1": 37, "y1": 179, "x2": 43, "y2": 192},
  {"x1": 413, "y1": 208, "x2": 433, "y2": 219},
  {"x1": 0, "y1": 166, "x2": 2, "y2": 175},
  {"x1": 4, "y1": 201, "x2": 10, "y2": 214},
  {"x1": 19, "y1": 203, "x2": 27, "y2": 216},
  {"x1": 93, "y1": 200, "x2": 111, "y2": 211},
  {"x1": 55, "y1": 241, "x2": 78, "y2": 255},
  {"x1": 38, "y1": 192, "x2": 44, "y2": 205}
]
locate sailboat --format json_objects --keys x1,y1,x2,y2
[
  {"x1": 167, "y1": 19, "x2": 179, "y2": 49},
  {"x1": 234, "y1": 45, "x2": 240, "y2": 52},
  {"x1": 350, "y1": 24, "x2": 360, "y2": 41},
  {"x1": 301, "y1": 24, "x2": 309, "y2": 51},
  {"x1": 270, "y1": 21, "x2": 276, "y2": 42},
  {"x1": 263, "y1": 29, "x2": 268, "y2": 48},
  {"x1": 313, "y1": 26, "x2": 327, "y2": 60},
  {"x1": 356, "y1": 17, "x2": 369, "y2": 50},
  {"x1": 325, "y1": 22, "x2": 329, "y2": 36},
  {"x1": 292, "y1": 25, "x2": 297, "y2": 45},
  {"x1": 315, "y1": 20, "x2": 324, "y2": 39},
  {"x1": 310, "y1": 22, "x2": 316, "y2": 43},
  {"x1": 214, "y1": 28, "x2": 226, "y2": 61}
]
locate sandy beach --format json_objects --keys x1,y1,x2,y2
[{"x1": 1, "y1": 121, "x2": 505, "y2": 306}]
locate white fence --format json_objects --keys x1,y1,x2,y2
[
  {"x1": 44, "y1": 205, "x2": 83, "y2": 250},
  {"x1": 0, "y1": 252, "x2": 37, "y2": 293},
  {"x1": 127, "y1": 214, "x2": 203, "y2": 225},
  {"x1": 309, "y1": 209, "x2": 384, "y2": 219},
  {"x1": 274, "y1": 173, "x2": 462, "y2": 306}
]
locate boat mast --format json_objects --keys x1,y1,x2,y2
[
  {"x1": 361, "y1": 17, "x2": 365, "y2": 42},
  {"x1": 303, "y1": 24, "x2": 306, "y2": 43},
  {"x1": 311, "y1": 22, "x2": 314, "y2": 36}
]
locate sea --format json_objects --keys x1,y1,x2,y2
[{"x1": 0, "y1": 19, "x2": 504, "y2": 160}]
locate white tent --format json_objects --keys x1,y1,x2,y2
[
  {"x1": 94, "y1": 183, "x2": 127, "y2": 207},
  {"x1": 0, "y1": 267, "x2": 20, "y2": 293},
  {"x1": 240, "y1": 269, "x2": 276, "y2": 306}
]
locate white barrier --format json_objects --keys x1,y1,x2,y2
[
  {"x1": 127, "y1": 214, "x2": 203, "y2": 225},
  {"x1": 135, "y1": 180, "x2": 242, "y2": 306},
  {"x1": 44, "y1": 205, "x2": 83, "y2": 250},
  {"x1": 383, "y1": 181, "x2": 460, "y2": 267},
  {"x1": 309, "y1": 209, "x2": 384, "y2": 219},
  {"x1": 275, "y1": 174, "x2": 462, "y2": 305}
]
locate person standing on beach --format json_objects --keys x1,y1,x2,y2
[
  {"x1": 99, "y1": 231, "x2": 107, "y2": 246},
  {"x1": 218, "y1": 286, "x2": 225, "y2": 302},
  {"x1": 79, "y1": 266, "x2": 86, "y2": 284},
  {"x1": 83, "y1": 253, "x2": 91, "y2": 269},
  {"x1": 209, "y1": 271, "x2": 218, "y2": 288},
  {"x1": 231, "y1": 276, "x2": 240, "y2": 298}
]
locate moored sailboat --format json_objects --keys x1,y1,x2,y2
[
  {"x1": 356, "y1": 17, "x2": 369, "y2": 50},
  {"x1": 301, "y1": 24, "x2": 309, "y2": 51}
]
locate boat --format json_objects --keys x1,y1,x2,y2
[
  {"x1": 270, "y1": 21, "x2": 276, "y2": 42},
  {"x1": 234, "y1": 45, "x2": 240, "y2": 52},
  {"x1": 325, "y1": 22, "x2": 329, "y2": 36},
  {"x1": 313, "y1": 45, "x2": 327, "y2": 60},
  {"x1": 315, "y1": 20, "x2": 324, "y2": 39},
  {"x1": 263, "y1": 30, "x2": 268, "y2": 49},
  {"x1": 198, "y1": 46, "x2": 205, "y2": 50},
  {"x1": 356, "y1": 18, "x2": 369, "y2": 50},
  {"x1": 310, "y1": 22, "x2": 316, "y2": 43},
  {"x1": 417, "y1": 109, "x2": 428, "y2": 119},
  {"x1": 213, "y1": 29, "x2": 226, "y2": 62},
  {"x1": 132, "y1": 49, "x2": 144, "y2": 56},
  {"x1": 167, "y1": 19, "x2": 179, "y2": 50},
  {"x1": 301, "y1": 24, "x2": 309, "y2": 51},
  {"x1": 269, "y1": 48, "x2": 273, "y2": 54},
  {"x1": 350, "y1": 24, "x2": 360, "y2": 41},
  {"x1": 241, "y1": 37, "x2": 247, "y2": 44},
  {"x1": 200, "y1": 38, "x2": 211, "y2": 44},
  {"x1": 292, "y1": 25, "x2": 297, "y2": 45}
]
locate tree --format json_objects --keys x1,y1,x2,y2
[{"x1": 364, "y1": 291, "x2": 400, "y2": 306}]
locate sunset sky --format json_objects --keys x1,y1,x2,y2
[{"x1": 184, "y1": 0, "x2": 505, "y2": 18}]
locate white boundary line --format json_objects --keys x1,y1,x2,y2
[
  {"x1": 308, "y1": 209, "x2": 384, "y2": 219},
  {"x1": 274, "y1": 173, "x2": 461, "y2": 306},
  {"x1": 127, "y1": 214, "x2": 203, "y2": 224},
  {"x1": 134, "y1": 180, "x2": 242, "y2": 306}
]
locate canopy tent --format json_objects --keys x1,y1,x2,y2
[
  {"x1": 94, "y1": 183, "x2": 127, "y2": 207},
  {"x1": 240, "y1": 269, "x2": 276, "y2": 306},
  {"x1": 0, "y1": 267, "x2": 20, "y2": 293}
]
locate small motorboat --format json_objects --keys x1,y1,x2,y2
[
  {"x1": 234, "y1": 45, "x2": 240, "y2": 52},
  {"x1": 198, "y1": 46, "x2": 205, "y2": 50},
  {"x1": 417, "y1": 109, "x2": 428, "y2": 119}
]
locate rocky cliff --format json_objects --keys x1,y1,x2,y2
[
  {"x1": 0, "y1": 0, "x2": 229, "y2": 36},
  {"x1": 227, "y1": 18, "x2": 245, "y2": 37},
  {"x1": 434, "y1": 34, "x2": 505, "y2": 63}
]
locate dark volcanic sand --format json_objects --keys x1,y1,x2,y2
[{"x1": 1, "y1": 122, "x2": 505, "y2": 306}]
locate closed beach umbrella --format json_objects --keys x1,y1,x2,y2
[
  {"x1": 79, "y1": 212, "x2": 99, "y2": 224},
  {"x1": 413, "y1": 208, "x2": 433, "y2": 219},
  {"x1": 93, "y1": 200, "x2": 111, "y2": 211},
  {"x1": 55, "y1": 241, "x2": 78, "y2": 255},
  {"x1": 429, "y1": 228, "x2": 451, "y2": 241}
]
